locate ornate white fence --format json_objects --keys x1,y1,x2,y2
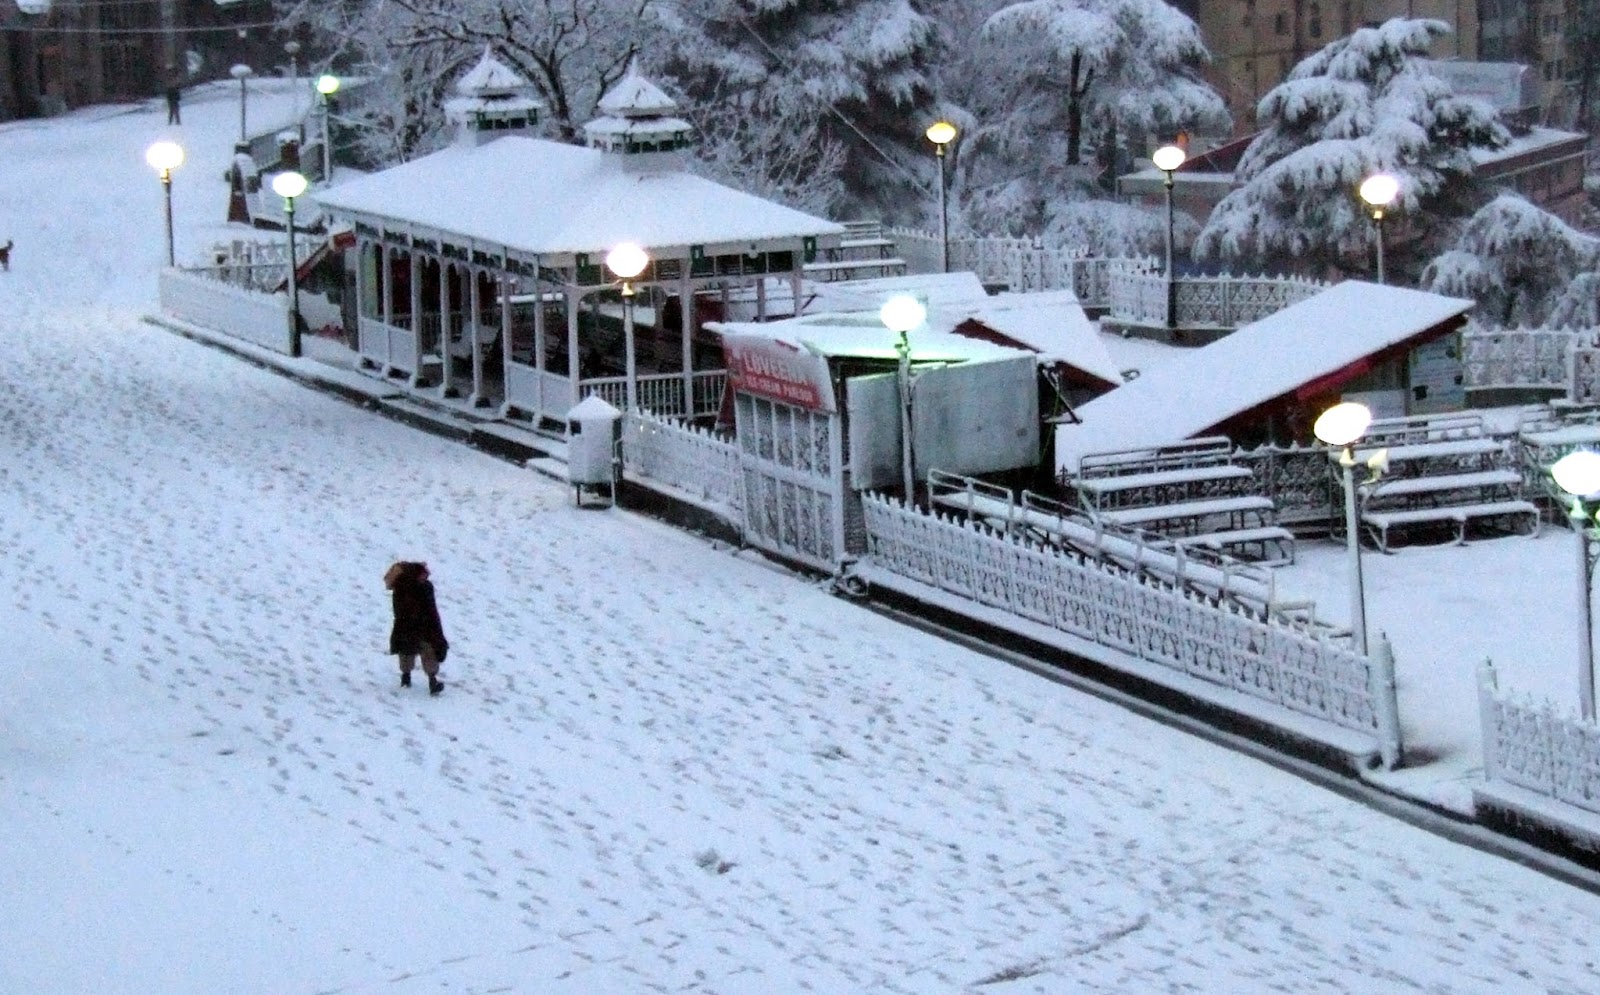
[
  {"x1": 1461, "y1": 327, "x2": 1582, "y2": 391},
  {"x1": 860, "y1": 494, "x2": 1401, "y2": 764},
  {"x1": 1108, "y1": 270, "x2": 1326, "y2": 328},
  {"x1": 158, "y1": 268, "x2": 292, "y2": 354},
  {"x1": 1478, "y1": 661, "x2": 1600, "y2": 824},
  {"x1": 621, "y1": 411, "x2": 742, "y2": 521},
  {"x1": 887, "y1": 227, "x2": 1150, "y2": 307}
]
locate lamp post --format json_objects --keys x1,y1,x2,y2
[
  {"x1": 316, "y1": 74, "x2": 340, "y2": 184},
  {"x1": 229, "y1": 64, "x2": 253, "y2": 143},
  {"x1": 284, "y1": 41, "x2": 301, "y2": 127},
  {"x1": 1152, "y1": 144, "x2": 1186, "y2": 330},
  {"x1": 272, "y1": 170, "x2": 308, "y2": 358},
  {"x1": 1552, "y1": 449, "x2": 1600, "y2": 719},
  {"x1": 1315, "y1": 400, "x2": 1375, "y2": 655},
  {"x1": 606, "y1": 242, "x2": 650, "y2": 411},
  {"x1": 145, "y1": 140, "x2": 184, "y2": 267},
  {"x1": 1359, "y1": 173, "x2": 1399, "y2": 285},
  {"x1": 880, "y1": 293, "x2": 928, "y2": 502},
  {"x1": 925, "y1": 120, "x2": 957, "y2": 273}
]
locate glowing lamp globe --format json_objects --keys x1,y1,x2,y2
[
  {"x1": 145, "y1": 140, "x2": 184, "y2": 175},
  {"x1": 925, "y1": 121, "x2": 957, "y2": 147},
  {"x1": 880, "y1": 295, "x2": 927, "y2": 335},
  {"x1": 1553, "y1": 450, "x2": 1600, "y2": 498},
  {"x1": 271, "y1": 171, "x2": 308, "y2": 199},
  {"x1": 316, "y1": 74, "x2": 341, "y2": 97},
  {"x1": 1313, "y1": 401, "x2": 1373, "y2": 448},
  {"x1": 1151, "y1": 144, "x2": 1186, "y2": 173},
  {"x1": 606, "y1": 243, "x2": 649, "y2": 280},
  {"x1": 1360, "y1": 174, "x2": 1399, "y2": 209}
]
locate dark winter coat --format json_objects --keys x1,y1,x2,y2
[{"x1": 387, "y1": 562, "x2": 448, "y2": 660}]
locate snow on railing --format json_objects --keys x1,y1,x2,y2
[
  {"x1": 1478, "y1": 661, "x2": 1600, "y2": 818},
  {"x1": 621, "y1": 410, "x2": 742, "y2": 523},
  {"x1": 1461, "y1": 325, "x2": 1586, "y2": 391},
  {"x1": 859, "y1": 493, "x2": 1401, "y2": 763}
]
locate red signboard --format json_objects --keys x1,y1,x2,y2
[{"x1": 722, "y1": 334, "x2": 837, "y2": 413}]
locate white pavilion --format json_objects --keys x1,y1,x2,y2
[{"x1": 315, "y1": 50, "x2": 845, "y2": 424}]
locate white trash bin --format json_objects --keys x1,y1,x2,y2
[{"x1": 566, "y1": 395, "x2": 622, "y2": 506}]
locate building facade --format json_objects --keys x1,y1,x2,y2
[{"x1": 1, "y1": 0, "x2": 281, "y2": 121}]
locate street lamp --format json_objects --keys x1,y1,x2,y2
[
  {"x1": 925, "y1": 120, "x2": 957, "y2": 273},
  {"x1": 880, "y1": 293, "x2": 928, "y2": 502},
  {"x1": 1359, "y1": 173, "x2": 1399, "y2": 285},
  {"x1": 1152, "y1": 144, "x2": 1187, "y2": 330},
  {"x1": 230, "y1": 64, "x2": 254, "y2": 143},
  {"x1": 316, "y1": 74, "x2": 340, "y2": 184},
  {"x1": 1551, "y1": 449, "x2": 1600, "y2": 719},
  {"x1": 145, "y1": 139, "x2": 184, "y2": 267},
  {"x1": 1315, "y1": 400, "x2": 1375, "y2": 655},
  {"x1": 284, "y1": 41, "x2": 301, "y2": 127},
  {"x1": 272, "y1": 170, "x2": 308, "y2": 358},
  {"x1": 606, "y1": 242, "x2": 650, "y2": 411}
]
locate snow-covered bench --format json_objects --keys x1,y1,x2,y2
[
  {"x1": 1346, "y1": 415, "x2": 1537, "y2": 551},
  {"x1": 1362, "y1": 501, "x2": 1539, "y2": 553}
]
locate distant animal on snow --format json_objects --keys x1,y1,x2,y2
[{"x1": 0, "y1": 240, "x2": 11, "y2": 272}]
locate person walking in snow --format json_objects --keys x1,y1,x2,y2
[
  {"x1": 385, "y1": 561, "x2": 448, "y2": 695},
  {"x1": 165, "y1": 82, "x2": 182, "y2": 125}
]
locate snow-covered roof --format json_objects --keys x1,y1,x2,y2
[
  {"x1": 1053, "y1": 280, "x2": 1474, "y2": 473},
  {"x1": 1471, "y1": 125, "x2": 1586, "y2": 166},
  {"x1": 708, "y1": 311, "x2": 1030, "y2": 364},
  {"x1": 961, "y1": 289, "x2": 1123, "y2": 386},
  {"x1": 598, "y1": 63, "x2": 679, "y2": 118},
  {"x1": 454, "y1": 47, "x2": 532, "y2": 98},
  {"x1": 316, "y1": 136, "x2": 844, "y2": 261}
]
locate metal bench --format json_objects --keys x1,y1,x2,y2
[{"x1": 1362, "y1": 500, "x2": 1540, "y2": 552}]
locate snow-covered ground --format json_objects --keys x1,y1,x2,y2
[{"x1": 5, "y1": 83, "x2": 1600, "y2": 994}]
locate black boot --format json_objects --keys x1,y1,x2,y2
[
  {"x1": 428, "y1": 676, "x2": 444, "y2": 696},
  {"x1": 400, "y1": 671, "x2": 411, "y2": 688}
]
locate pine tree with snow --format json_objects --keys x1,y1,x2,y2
[
  {"x1": 1422, "y1": 193, "x2": 1599, "y2": 329},
  {"x1": 1194, "y1": 18, "x2": 1508, "y2": 280},
  {"x1": 655, "y1": 0, "x2": 940, "y2": 220},
  {"x1": 958, "y1": 0, "x2": 1227, "y2": 237}
]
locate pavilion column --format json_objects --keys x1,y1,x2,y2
[
  {"x1": 468, "y1": 265, "x2": 488, "y2": 407},
  {"x1": 566, "y1": 287, "x2": 582, "y2": 408},
  {"x1": 354, "y1": 238, "x2": 373, "y2": 368},
  {"x1": 532, "y1": 278, "x2": 548, "y2": 418},
  {"x1": 408, "y1": 250, "x2": 423, "y2": 384},
  {"x1": 756, "y1": 277, "x2": 767, "y2": 321},
  {"x1": 439, "y1": 260, "x2": 456, "y2": 396},
  {"x1": 680, "y1": 268, "x2": 694, "y2": 419},
  {"x1": 790, "y1": 266, "x2": 803, "y2": 318},
  {"x1": 380, "y1": 245, "x2": 394, "y2": 353},
  {"x1": 498, "y1": 266, "x2": 514, "y2": 418}
]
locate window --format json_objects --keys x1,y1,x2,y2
[
  {"x1": 1274, "y1": 11, "x2": 1287, "y2": 34},
  {"x1": 1309, "y1": 4, "x2": 1322, "y2": 38}
]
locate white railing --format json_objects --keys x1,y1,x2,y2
[
  {"x1": 1461, "y1": 326, "x2": 1582, "y2": 391},
  {"x1": 159, "y1": 268, "x2": 292, "y2": 354},
  {"x1": 579, "y1": 371, "x2": 727, "y2": 420},
  {"x1": 358, "y1": 316, "x2": 421, "y2": 375},
  {"x1": 621, "y1": 411, "x2": 742, "y2": 521},
  {"x1": 860, "y1": 494, "x2": 1401, "y2": 763},
  {"x1": 1107, "y1": 270, "x2": 1326, "y2": 328},
  {"x1": 1479, "y1": 661, "x2": 1600, "y2": 818},
  {"x1": 887, "y1": 227, "x2": 1152, "y2": 307},
  {"x1": 505, "y1": 362, "x2": 574, "y2": 418}
]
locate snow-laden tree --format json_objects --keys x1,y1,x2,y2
[
  {"x1": 275, "y1": 0, "x2": 651, "y2": 161},
  {"x1": 957, "y1": 0, "x2": 1226, "y2": 237},
  {"x1": 1194, "y1": 18, "x2": 1508, "y2": 279},
  {"x1": 1422, "y1": 193, "x2": 1599, "y2": 329},
  {"x1": 974, "y1": 0, "x2": 1226, "y2": 166},
  {"x1": 655, "y1": 0, "x2": 940, "y2": 221}
]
